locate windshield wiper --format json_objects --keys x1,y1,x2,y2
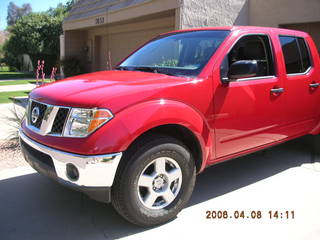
[
  {"x1": 154, "y1": 69, "x2": 177, "y2": 76},
  {"x1": 134, "y1": 66, "x2": 178, "y2": 76},
  {"x1": 132, "y1": 66, "x2": 158, "y2": 73},
  {"x1": 116, "y1": 66, "x2": 178, "y2": 76},
  {"x1": 115, "y1": 66, "x2": 130, "y2": 71},
  {"x1": 115, "y1": 66, "x2": 157, "y2": 73}
]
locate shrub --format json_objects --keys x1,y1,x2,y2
[{"x1": 60, "y1": 57, "x2": 83, "y2": 77}]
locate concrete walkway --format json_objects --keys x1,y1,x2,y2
[
  {"x1": 0, "y1": 78, "x2": 34, "y2": 140},
  {"x1": 0, "y1": 78, "x2": 35, "y2": 82},
  {"x1": 0, "y1": 84, "x2": 35, "y2": 92},
  {"x1": 0, "y1": 137, "x2": 320, "y2": 240}
]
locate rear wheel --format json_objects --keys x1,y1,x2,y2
[{"x1": 112, "y1": 136, "x2": 196, "y2": 227}]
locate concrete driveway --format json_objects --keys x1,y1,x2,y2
[{"x1": 1, "y1": 136, "x2": 320, "y2": 240}]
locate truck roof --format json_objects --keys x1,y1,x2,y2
[{"x1": 162, "y1": 26, "x2": 309, "y2": 37}]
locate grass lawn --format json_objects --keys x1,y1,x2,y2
[
  {"x1": 0, "y1": 79, "x2": 51, "y2": 86},
  {"x1": 0, "y1": 71, "x2": 34, "y2": 80},
  {"x1": 0, "y1": 91, "x2": 30, "y2": 104},
  {"x1": 0, "y1": 66, "x2": 10, "y2": 71}
]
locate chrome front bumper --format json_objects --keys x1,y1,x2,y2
[{"x1": 19, "y1": 130, "x2": 122, "y2": 188}]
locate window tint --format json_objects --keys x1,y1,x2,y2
[
  {"x1": 297, "y1": 38, "x2": 311, "y2": 72},
  {"x1": 279, "y1": 36, "x2": 301, "y2": 74},
  {"x1": 279, "y1": 36, "x2": 312, "y2": 74},
  {"x1": 221, "y1": 35, "x2": 275, "y2": 79}
]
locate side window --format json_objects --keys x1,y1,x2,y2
[
  {"x1": 279, "y1": 36, "x2": 312, "y2": 74},
  {"x1": 297, "y1": 38, "x2": 311, "y2": 72},
  {"x1": 221, "y1": 35, "x2": 275, "y2": 80}
]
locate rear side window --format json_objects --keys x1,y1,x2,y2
[
  {"x1": 279, "y1": 36, "x2": 312, "y2": 74},
  {"x1": 297, "y1": 38, "x2": 311, "y2": 72}
]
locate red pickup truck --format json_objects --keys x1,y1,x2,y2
[{"x1": 20, "y1": 26, "x2": 320, "y2": 226}]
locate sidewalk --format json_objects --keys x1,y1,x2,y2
[
  {"x1": 0, "y1": 84, "x2": 35, "y2": 92},
  {"x1": 0, "y1": 78, "x2": 35, "y2": 82},
  {"x1": 0, "y1": 78, "x2": 33, "y2": 139}
]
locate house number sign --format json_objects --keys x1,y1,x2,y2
[{"x1": 95, "y1": 16, "x2": 105, "y2": 25}]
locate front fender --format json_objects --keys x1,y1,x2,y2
[{"x1": 93, "y1": 99, "x2": 212, "y2": 171}]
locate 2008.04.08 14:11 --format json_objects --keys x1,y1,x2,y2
[{"x1": 269, "y1": 211, "x2": 295, "y2": 219}]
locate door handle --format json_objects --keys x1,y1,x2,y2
[
  {"x1": 309, "y1": 83, "x2": 320, "y2": 88},
  {"x1": 270, "y1": 88, "x2": 284, "y2": 94}
]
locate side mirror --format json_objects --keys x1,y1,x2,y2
[{"x1": 227, "y1": 60, "x2": 258, "y2": 81}]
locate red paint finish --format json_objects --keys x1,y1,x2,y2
[
  {"x1": 22, "y1": 26, "x2": 320, "y2": 173},
  {"x1": 211, "y1": 28, "x2": 287, "y2": 158}
]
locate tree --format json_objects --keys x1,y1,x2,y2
[
  {"x1": 3, "y1": 1, "x2": 76, "y2": 72},
  {"x1": 0, "y1": 43, "x2": 4, "y2": 62},
  {"x1": 2, "y1": 40, "x2": 20, "y2": 70},
  {"x1": 4, "y1": 13, "x2": 62, "y2": 73},
  {"x1": 66, "y1": 0, "x2": 78, "y2": 12},
  {"x1": 7, "y1": 2, "x2": 32, "y2": 26},
  {"x1": 47, "y1": 0, "x2": 78, "y2": 18},
  {"x1": 47, "y1": 3, "x2": 68, "y2": 19}
]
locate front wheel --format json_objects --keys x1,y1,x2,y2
[{"x1": 112, "y1": 136, "x2": 196, "y2": 227}]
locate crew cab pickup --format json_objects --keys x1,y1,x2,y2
[{"x1": 20, "y1": 26, "x2": 320, "y2": 226}]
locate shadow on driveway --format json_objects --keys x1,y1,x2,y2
[
  {"x1": 0, "y1": 136, "x2": 317, "y2": 239},
  {"x1": 190, "y1": 135, "x2": 316, "y2": 205}
]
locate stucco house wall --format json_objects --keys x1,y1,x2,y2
[
  {"x1": 180, "y1": 0, "x2": 249, "y2": 28},
  {"x1": 250, "y1": 0, "x2": 320, "y2": 27},
  {"x1": 250, "y1": 0, "x2": 320, "y2": 51}
]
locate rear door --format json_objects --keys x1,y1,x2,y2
[
  {"x1": 213, "y1": 33, "x2": 286, "y2": 158},
  {"x1": 278, "y1": 35, "x2": 320, "y2": 135}
]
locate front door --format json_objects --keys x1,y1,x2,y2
[{"x1": 213, "y1": 34, "x2": 286, "y2": 158}]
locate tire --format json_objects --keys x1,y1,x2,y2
[{"x1": 111, "y1": 135, "x2": 196, "y2": 227}]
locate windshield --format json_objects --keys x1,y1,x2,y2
[{"x1": 117, "y1": 30, "x2": 230, "y2": 77}]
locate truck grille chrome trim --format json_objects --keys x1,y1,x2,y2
[{"x1": 26, "y1": 99, "x2": 70, "y2": 136}]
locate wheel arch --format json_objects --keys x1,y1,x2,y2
[{"x1": 123, "y1": 124, "x2": 204, "y2": 173}]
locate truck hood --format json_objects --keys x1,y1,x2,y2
[{"x1": 30, "y1": 70, "x2": 195, "y2": 113}]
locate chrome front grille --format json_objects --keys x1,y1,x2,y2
[
  {"x1": 27, "y1": 99, "x2": 70, "y2": 136},
  {"x1": 29, "y1": 101, "x2": 47, "y2": 128},
  {"x1": 51, "y1": 108, "x2": 69, "y2": 134}
]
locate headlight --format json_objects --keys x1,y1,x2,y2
[{"x1": 63, "y1": 108, "x2": 113, "y2": 137}]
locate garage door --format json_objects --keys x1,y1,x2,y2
[
  {"x1": 108, "y1": 26, "x2": 174, "y2": 67},
  {"x1": 95, "y1": 15, "x2": 175, "y2": 71}
]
